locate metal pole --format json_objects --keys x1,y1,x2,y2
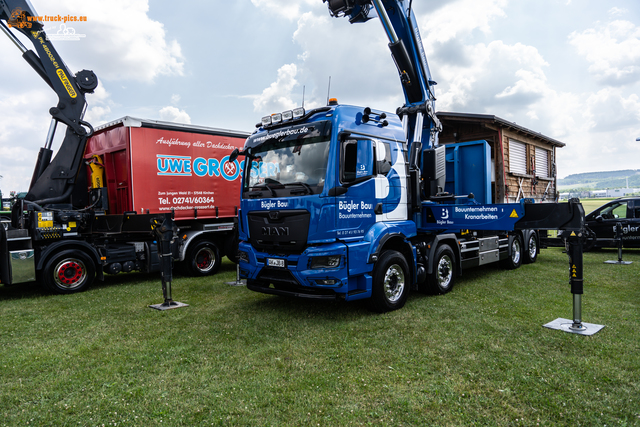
[
  {"x1": 570, "y1": 294, "x2": 584, "y2": 331},
  {"x1": 226, "y1": 262, "x2": 246, "y2": 286},
  {"x1": 0, "y1": 21, "x2": 28, "y2": 53},
  {"x1": 605, "y1": 222, "x2": 632, "y2": 265},
  {"x1": 568, "y1": 234, "x2": 586, "y2": 331},
  {"x1": 149, "y1": 213, "x2": 188, "y2": 310},
  {"x1": 45, "y1": 119, "x2": 58, "y2": 150},
  {"x1": 371, "y1": 0, "x2": 399, "y2": 44}
]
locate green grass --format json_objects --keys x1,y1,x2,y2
[{"x1": 1, "y1": 249, "x2": 639, "y2": 426}]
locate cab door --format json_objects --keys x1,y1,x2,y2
[
  {"x1": 587, "y1": 200, "x2": 630, "y2": 246},
  {"x1": 335, "y1": 138, "x2": 378, "y2": 239}
]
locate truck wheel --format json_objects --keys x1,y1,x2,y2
[
  {"x1": 502, "y1": 234, "x2": 523, "y2": 270},
  {"x1": 43, "y1": 250, "x2": 95, "y2": 294},
  {"x1": 427, "y1": 244, "x2": 455, "y2": 294},
  {"x1": 369, "y1": 250, "x2": 410, "y2": 313},
  {"x1": 524, "y1": 232, "x2": 538, "y2": 264},
  {"x1": 583, "y1": 228, "x2": 597, "y2": 252},
  {"x1": 224, "y1": 230, "x2": 239, "y2": 264},
  {"x1": 184, "y1": 240, "x2": 221, "y2": 276}
]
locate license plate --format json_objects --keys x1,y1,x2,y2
[{"x1": 267, "y1": 258, "x2": 285, "y2": 268}]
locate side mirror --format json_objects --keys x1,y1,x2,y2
[
  {"x1": 595, "y1": 215, "x2": 603, "y2": 223},
  {"x1": 229, "y1": 148, "x2": 240, "y2": 163}
]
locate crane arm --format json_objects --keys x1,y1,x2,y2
[
  {"x1": 1, "y1": 0, "x2": 97, "y2": 206},
  {"x1": 325, "y1": 0, "x2": 441, "y2": 159}
]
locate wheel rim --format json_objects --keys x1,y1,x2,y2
[
  {"x1": 54, "y1": 258, "x2": 87, "y2": 290},
  {"x1": 512, "y1": 239, "x2": 522, "y2": 264},
  {"x1": 437, "y1": 254, "x2": 453, "y2": 289},
  {"x1": 528, "y1": 236, "x2": 537, "y2": 259},
  {"x1": 383, "y1": 264, "x2": 405, "y2": 303},
  {"x1": 195, "y1": 247, "x2": 216, "y2": 273}
]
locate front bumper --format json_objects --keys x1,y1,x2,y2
[{"x1": 238, "y1": 241, "x2": 372, "y2": 301}]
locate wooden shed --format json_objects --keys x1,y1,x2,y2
[{"x1": 436, "y1": 112, "x2": 564, "y2": 204}]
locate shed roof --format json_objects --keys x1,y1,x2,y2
[{"x1": 436, "y1": 111, "x2": 565, "y2": 148}]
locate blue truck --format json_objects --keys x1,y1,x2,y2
[{"x1": 231, "y1": 0, "x2": 584, "y2": 312}]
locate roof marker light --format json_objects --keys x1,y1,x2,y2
[
  {"x1": 292, "y1": 107, "x2": 305, "y2": 118},
  {"x1": 271, "y1": 113, "x2": 282, "y2": 124},
  {"x1": 282, "y1": 110, "x2": 293, "y2": 121},
  {"x1": 261, "y1": 116, "x2": 272, "y2": 126}
]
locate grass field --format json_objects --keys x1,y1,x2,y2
[{"x1": 1, "y1": 247, "x2": 638, "y2": 426}]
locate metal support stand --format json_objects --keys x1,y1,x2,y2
[
  {"x1": 149, "y1": 214, "x2": 188, "y2": 310},
  {"x1": 544, "y1": 232, "x2": 605, "y2": 335},
  {"x1": 604, "y1": 222, "x2": 632, "y2": 265},
  {"x1": 226, "y1": 263, "x2": 246, "y2": 286}
]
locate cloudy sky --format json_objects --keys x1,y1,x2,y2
[{"x1": 1, "y1": 0, "x2": 639, "y2": 194}]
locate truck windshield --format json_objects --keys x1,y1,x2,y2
[
  {"x1": 243, "y1": 121, "x2": 332, "y2": 195},
  {"x1": 246, "y1": 138, "x2": 330, "y2": 190}
]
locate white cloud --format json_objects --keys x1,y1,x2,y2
[
  {"x1": 436, "y1": 41, "x2": 549, "y2": 115},
  {"x1": 291, "y1": 11, "x2": 402, "y2": 111},
  {"x1": 0, "y1": 90, "x2": 56, "y2": 192},
  {"x1": 46, "y1": 0, "x2": 184, "y2": 82},
  {"x1": 569, "y1": 20, "x2": 640, "y2": 86},
  {"x1": 83, "y1": 83, "x2": 112, "y2": 124},
  {"x1": 608, "y1": 7, "x2": 628, "y2": 17},
  {"x1": 584, "y1": 89, "x2": 640, "y2": 133},
  {"x1": 251, "y1": 0, "x2": 318, "y2": 20},
  {"x1": 159, "y1": 106, "x2": 191, "y2": 124},
  {"x1": 420, "y1": 0, "x2": 508, "y2": 45},
  {"x1": 252, "y1": 63, "x2": 299, "y2": 114}
]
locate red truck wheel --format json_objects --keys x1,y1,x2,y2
[
  {"x1": 184, "y1": 240, "x2": 221, "y2": 276},
  {"x1": 43, "y1": 250, "x2": 95, "y2": 294}
]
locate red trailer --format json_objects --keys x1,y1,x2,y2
[{"x1": 85, "y1": 117, "x2": 249, "y2": 276}]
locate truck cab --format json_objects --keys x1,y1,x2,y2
[{"x1": 237, "y1": 102, "x2": 413, "y2": 303}]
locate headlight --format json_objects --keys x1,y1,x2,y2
[{"x1": 309, "y1": 255, "x2": 341, "y2": 269}]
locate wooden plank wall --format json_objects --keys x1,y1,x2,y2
[{"x1": 501, "y1": 128, "x2": 557, "y2": 203}]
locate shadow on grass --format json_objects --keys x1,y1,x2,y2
[
  {"x1": 0, "y1": 258, "x2": 240, "y2": 301},
  {"x1": 0, "y1": 280, "x2": 48, "y2": 301},
  {"x1": 239, "y1": 288, "x2": 377, "y2": 320}
]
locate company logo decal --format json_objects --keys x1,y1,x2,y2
[
  {"x1": 262, "y1": 226, "x2": 289, "y2": 236},
  {"x1": 157, "y1": 154, "x2": 241, "y2": 181},
  {"x1": 56, "y1": 69, "x2": 77, "y2": 98}
]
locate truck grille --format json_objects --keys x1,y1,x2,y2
[{"x1": 247, "y1": 210, "x2": 309, "y2": 254}]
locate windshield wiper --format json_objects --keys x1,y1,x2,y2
[
  {"x1": 252, "y1": 182, "x2": 280, "y2": 197},
  {"x1": 284, "y1": 182, "x2": 313, "y2": 195}
]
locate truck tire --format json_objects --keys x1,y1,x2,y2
[
  {"x1": 502, "y1": 234, "x2": 523, "y2": 270},
  {"x1": 224, "y1": 230, "x2": 239, "y2": 264},
  {"x1": 43, "y1": 250, "x2": 95, "y2": 294},
  {"x1": 426, "y1": 244, "x2": 455, "y2": 294},
  {"x1": 583, "y1": 227, "x2": 597, "y2": 252},
  {"x1": 369, "y1": 250, "x2": 410, "y2": 313},
  {"x1": 184, "y1": 240, "x2": 221, "y2": 276},
  {"x1": 524, "y1": 231, "x2": 538, "y2": 264}
]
